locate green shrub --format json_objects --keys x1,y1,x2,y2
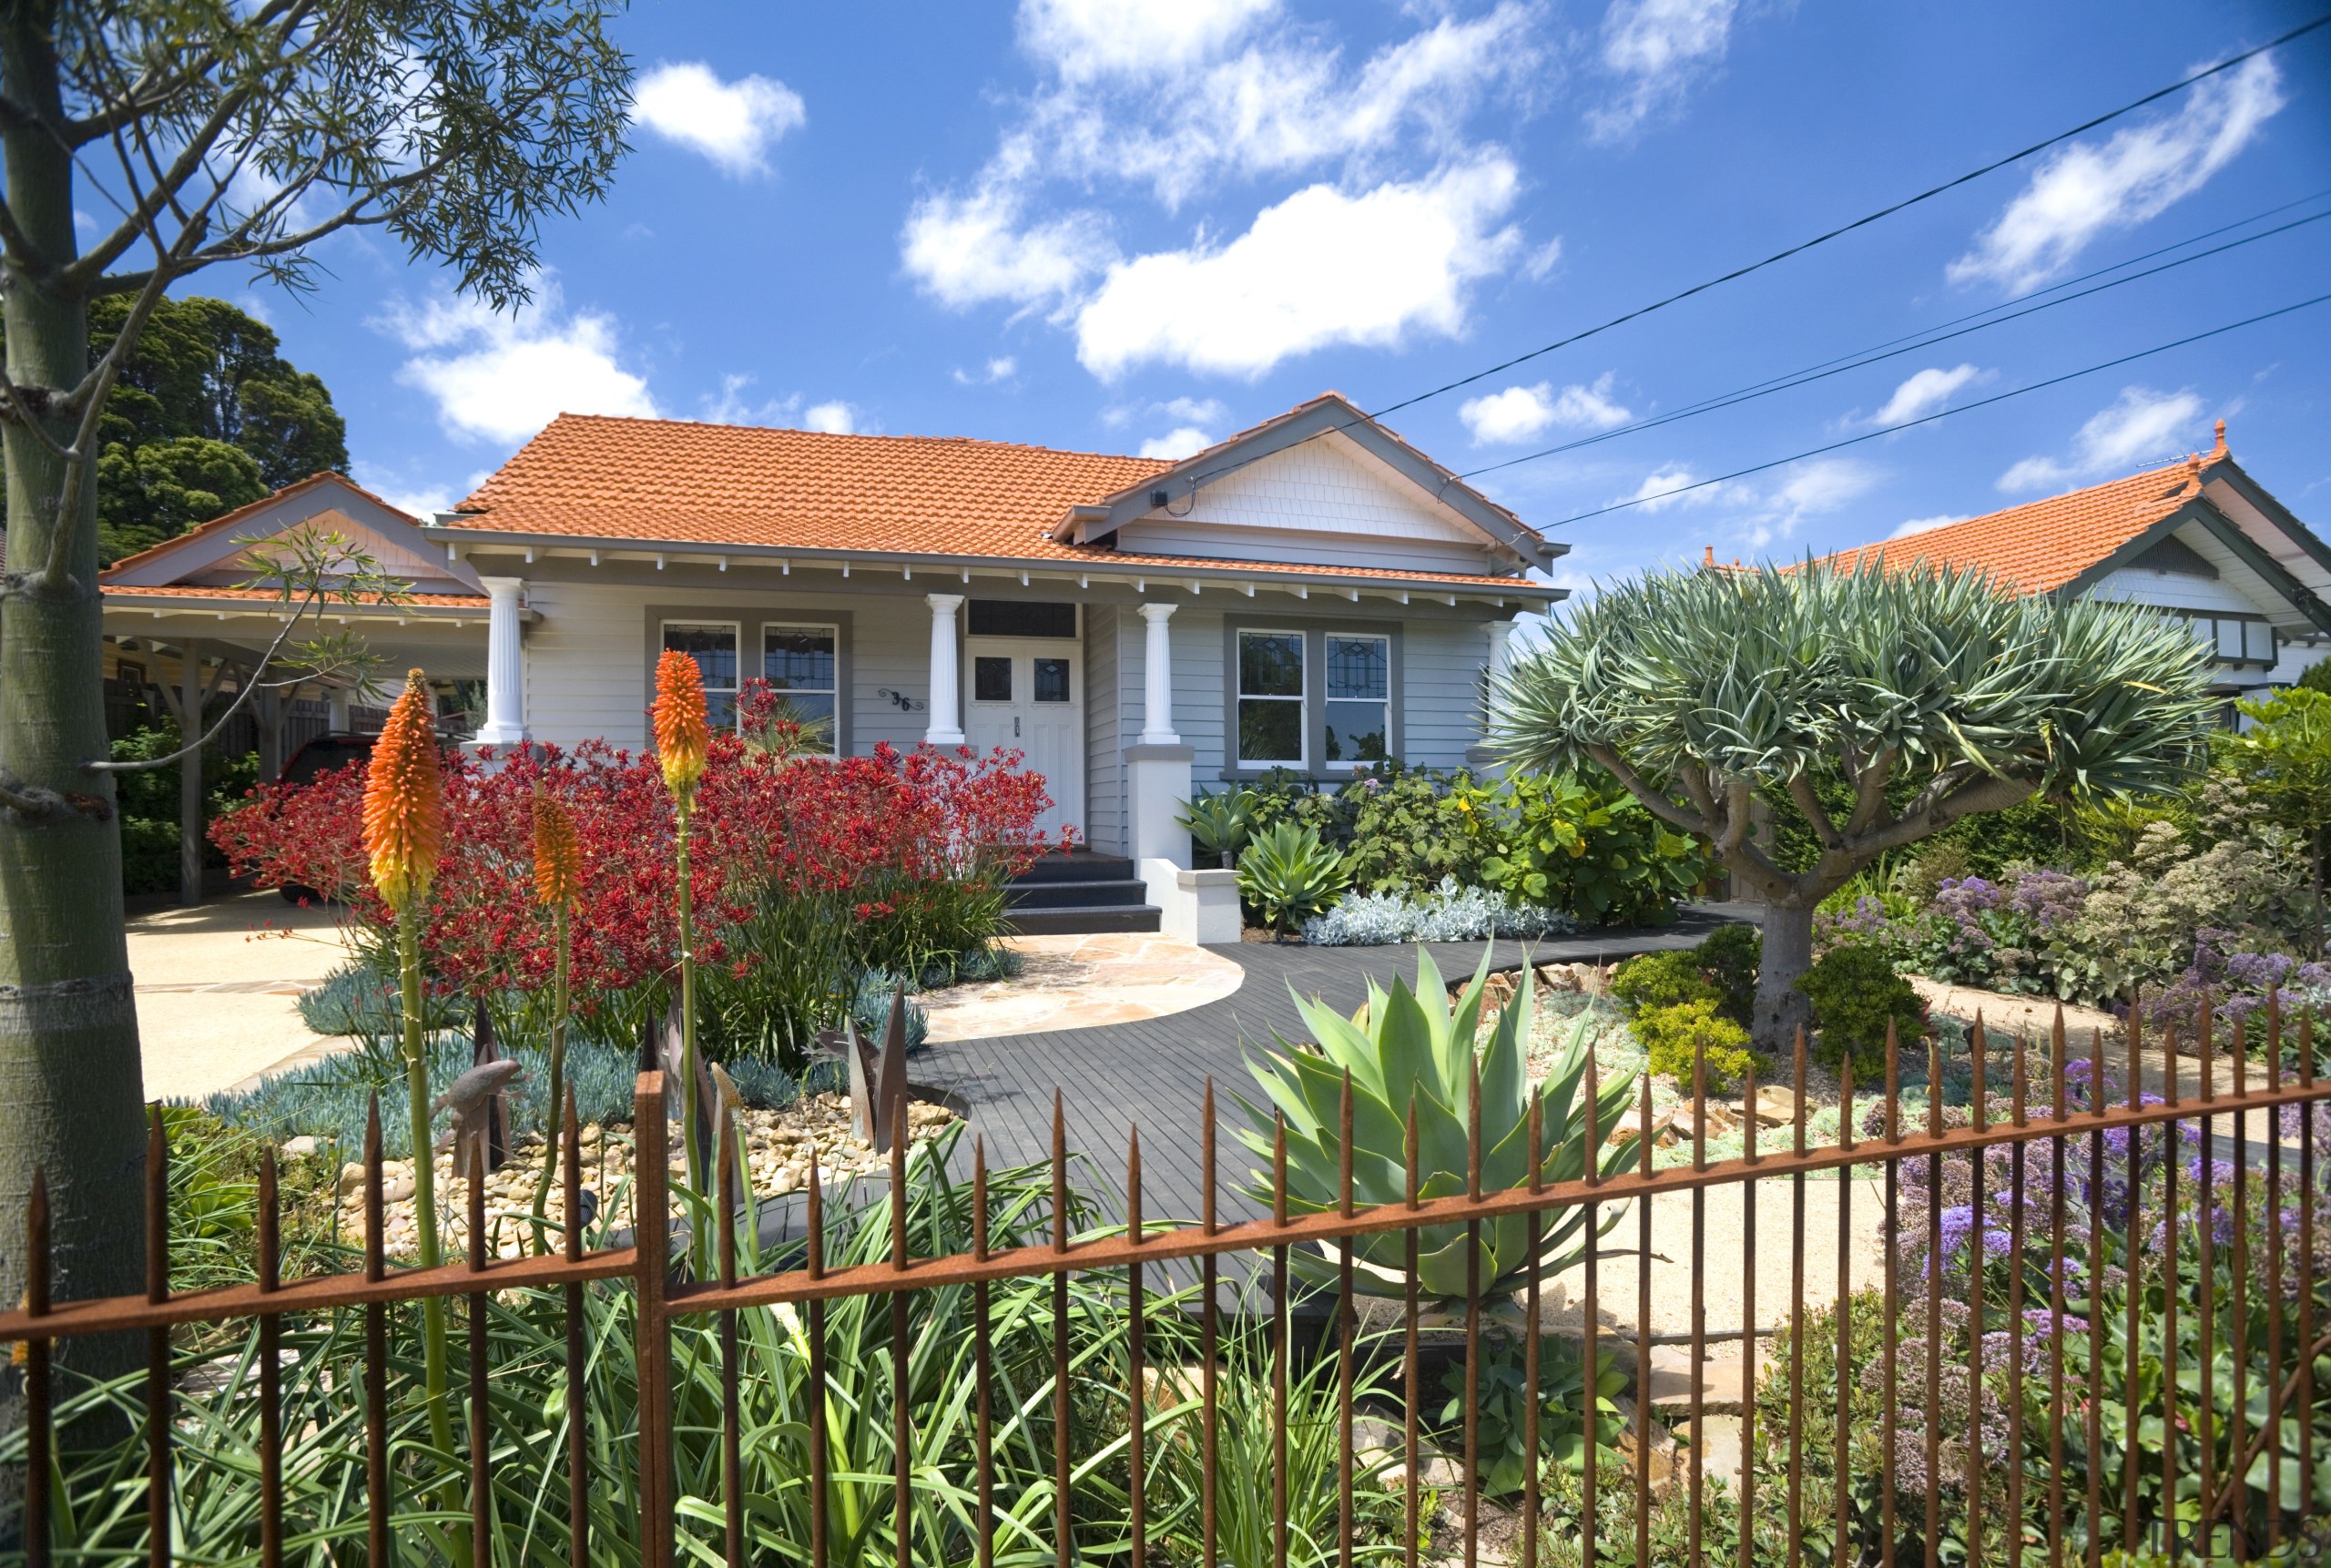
[
  {"x1": 1607, "y1": 949, "x2": 1713, "y2": 1014},
  {"x1": 1630, "y1": 998, "x2": 1758, "y2": 1093},
  {"x1": 1695, "y1": 922, "x2": 1760, "y2": 1023},
  {"x1": 1237, "y1": 820, "x2": 1351, "y2": 933},
  {"x1": 1795, "y1": 942, "x2": 1924, "y2": 1076},
  {"x1": 1342, "y1": 762, "x2": 1485, "y2": 893}
]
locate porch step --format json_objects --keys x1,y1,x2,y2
[
  {"x1": 1012, "y1": 850, "x2": 1138, "y2": 885},
  {"x1": 1006, "y1": 875, "x2": 1150, "y2": 911},
  {"x1": 1004, "y1": 852, "x2": 1160, "y2": 934},
  {"x1": 1004, "y1": 902, "x2": 1162, "y2": 936}
]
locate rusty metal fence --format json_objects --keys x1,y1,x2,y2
[{"x1": 4, "y1": 1007, "x2": 2328, "y2": 1566}]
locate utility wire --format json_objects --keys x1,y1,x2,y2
[
  {"x1": 1164, "y1": 13, "x2": 2331, "y2": 500},
  {"x1": 1459, "y1": 203, "x2": 2331, "y2": 480},
  {"x1": 1537, "y1": 291, "x2": 2331, "y2": 530},
  {"x1": 1368, "y1": 11, "x2": 2331, "y2": 420}
]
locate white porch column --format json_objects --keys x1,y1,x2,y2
[
  {"x1": 1485, "y1": 618, "x2": 1514, "y2": 693},
  {"x1": 473, "y1": 576, "x2": 529, "y2": 746},
  {"x1": 923, "y1": 593, "x2": 966, "y2": 745},
  {"x1": 327, "y1": 687, "x2": 351, "y2": 731},
  {"x1": 1136, "y1": 602, "x2": 1179, "y2": 744}
]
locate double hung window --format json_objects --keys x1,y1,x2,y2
[
  {"x1": 1324, "y1": 634, "x2": 1390, "y2": 766},
  {"x1": 661, "y1": 622, "x2": 739, "y2": 729},
  {"x1": 762, "y1": 624, "x2": 839, "y2": 754},
  {"x1": 1237, "y1": 630, "x2": 1305, "y2": 768}
]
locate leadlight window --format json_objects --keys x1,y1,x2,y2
[
  {"x1": 662, "y1": 622, "x2": 739, "y2": 729},
  {"x1": 1237, "y1": 630, "x2": 1304, "y2": 768},
  {"x1": 1324, "y1": 634, "x2": 1389, "y2": 767},
  {"x1": 761, "y1": 624, "x2": 839, "y2": 755}
]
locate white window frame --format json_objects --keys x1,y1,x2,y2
[
  {"x1": 1236, "y1": 627, "x2": 1307, "y2": 769},
  {"x1": 1322, "y1": 632, "x2": 1392, "y2": 771},
  {"x1": 761, "y1": 621, "x2": 841, "y2": 756},
  {"x1": 660, "y1": 619, "x2": 742, "y2": 731}
]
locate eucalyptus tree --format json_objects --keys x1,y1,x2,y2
[
  {"x1": 1492, "y1": 561, "x2": 2216, "y2": 1050},
  {"x1": 0, "y1": 0, "x2": 630, "y2": 1400}
]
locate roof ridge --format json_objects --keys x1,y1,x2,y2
[{"x1": 532, "y1": 410, "x2": 1167, "y2": 466}]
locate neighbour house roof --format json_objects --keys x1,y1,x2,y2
[
  {"x1": 1810, "y1": 421, "x2": 2331, "y2": 632},
  {"x1": 433, "y1": 395, "x2": 1560, "y2": 592}
]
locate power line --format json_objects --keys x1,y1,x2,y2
[
  {"x1": 1458, "y1": 202, "x2": 2331, "y2": 480},
  {"x1": 1367, "y1": 11, "x2": 2331, "y2": 421},
  {"x1": 1166, "y1": 13, "x2": 2331, "y2": 499},
  {"x1": 1537, "y1": 291, "x2": 2331, "y2": 530}
]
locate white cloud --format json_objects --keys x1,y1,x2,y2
[
  {"x1": 1869, "y1": 363, "x2": 1988, "y2": 427},
  {"x1": 1998, "y1": 385, "x2": 2207, "y2": 492},
  {"x1": 1674, "y1": 456, "x2": 1877, "y2": 549},
  {"x1": 901, "y1": 181, "x2": 1115, "y2": 311},
  {"x1": 1139, "y1": 426, "x2": 1215, "y2": 459},
  {"x1": 1890, "y1": 513, "x2": 1970, "y2": 539},
  {"x1": 1019, "y1": 0, "x2": 1276, "y2": 81},
  {"x1": 1074, "y1": 158, "x2": 1521, "y2": 379},
  {"x1": 1522, "y1": 236, "x2": 1564, "y2": 281},
  {"x1": 902, "y1": 0, "x2": 1545, "y2": 378},
  {"x1": 952, "y1": 356, "x2": 1020, "y2": 386},
  {"x1": 1460, "y1": 372, "x2": 1632, "y2": 444},
  {"x1": 801, "y1": 401, "x2": 859, "y2": 435},
  {"x1": 1588, "y1": 0, "x2": 1736, "y2": 142},
  {"x1": 382, "y1": 282, "x2": 656, "y2": 445},
  {"x1": 1949, "y1": 55, "x2": 2283, "y2": 291},
  {"x1": 631, "y1": 62, "x2": 807, "y2": 178},
  {"x1": 1624, "y1": 464, "x2": 1709, "y2": 513}
]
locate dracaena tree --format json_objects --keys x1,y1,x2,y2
[
  {"x1": 1492, "y1": 561, "x2": 2216, "y2": 1050},
  {"x1": 0, "y1": 0, "x2": 629, "y2": 1387}
]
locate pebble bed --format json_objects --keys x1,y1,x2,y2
[{"x1": 330, "y1": 1092, "x2": 957, "y2": 1260}]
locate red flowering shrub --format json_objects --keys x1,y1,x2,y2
[{"x1": 213, "y1": 679, "x2": 1057, "y2": 1042}]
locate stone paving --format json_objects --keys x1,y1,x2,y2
[
  {"x1": 920, "y1": 932, "x2": 1246, "y2": 1041},
  {"x1": 129, "y1": 890, "x2": 361, "y2": 1101}
]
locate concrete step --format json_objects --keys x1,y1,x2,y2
[
  {"x1": 1012, "y1": 851, "x2": 1138, "y2": 886},
  {"x1": 1006, "y1": 877, "x2": 1150, "y2": 911},
  {"x1": 1003, "y1": 902, "x2": 1163, "y2": 935}
]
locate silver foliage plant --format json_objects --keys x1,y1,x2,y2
[
  {"x1": 1492, "y1": 560, "x2": 2217, "y2": 1049},
  {"x1": 1301, "y1": 876, "x2": 1575, "y2": 945}
]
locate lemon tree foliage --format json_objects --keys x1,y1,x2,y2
[{"x1": 1492, "y1": 562, "x2": 2215, "y2": 1048}]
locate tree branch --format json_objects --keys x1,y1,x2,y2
[
  {"x1": 1842, "y1": 745, "x2": 1898, "y2": 838},
  {"x1": 1851, "y1": 772, "x2": 2041, "y2": 860},
  {"x1": 1583, "y1": 743, "x2": 1714, "y2": 840},
  {"x1": 1786, "y1": 772, "x2": 1845, "y2": 850}
]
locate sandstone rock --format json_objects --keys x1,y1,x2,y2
[{"x1": 1742, "y1": 1086, "x2": 1797, "y2": 1127}]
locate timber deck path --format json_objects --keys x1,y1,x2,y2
[{"x1": 913, "y1": 903, "x2": 1756, "y2": 1229}]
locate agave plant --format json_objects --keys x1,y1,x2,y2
[
  {"x1": 1237, "y1": 949, "x2": 1640, "y2": 1308},
  {"x1": 1180, "y1": 788, "x2": 1257, "y2": 868},
  {"x1": 1236, "y1": 819, "x2": 1351, "y2": 933}
]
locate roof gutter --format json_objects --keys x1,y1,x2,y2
[{"x1": 418, "y1": 520, "x2": 1567, "y2": 603}]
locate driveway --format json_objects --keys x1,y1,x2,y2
[{"x1": 128, "y1": 891, "x2": 358, "y2": 1101}]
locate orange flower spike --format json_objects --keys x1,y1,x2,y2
[
  {"x1": 363, "y1": 670, "x2": 445, "y2": 914},
  {"x1": 531, "y1": 789, "x2": 583, "y2": 909},
  {"x1": 652, "y1": 647, "x2": 710, "y2": 797}
]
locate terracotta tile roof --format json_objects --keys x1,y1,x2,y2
[
  {"x1": 441, "y1": 412, "x2": 1551, "y2": 592},
  {"x1": 102, "y1": 584, "x2": 484, "y2": 607},
  {"x1": 1817, "y1": 450, "x2": 2214, "y2": 593},
  {"x1": 99, "y1": 472, "x2": 415, "y2": 579}
]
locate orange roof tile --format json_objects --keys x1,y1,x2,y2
[
  {"x1": 441, "y1": 412, "x2": 1548, "y2": 591},
  {"x1": 1818, "y1": 451, "x2": 2214, "y2": 593}
]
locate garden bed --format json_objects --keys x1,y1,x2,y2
[{"x1": 329, "y1": 1092, "x2": 957, "y2": 1260}]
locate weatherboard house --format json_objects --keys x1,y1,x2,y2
[
  {"x1": 1818, "y1": 420, "x2": 2331, "y2": 704},
  {"x1": 97, "y1": 393, "x2": 1562, "y2": 935}
]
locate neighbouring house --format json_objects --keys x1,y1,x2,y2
[
  {"x1": 99, "y1": 393, "x2": 1564, "y2": 932},
  {"x1": 1816, "y1": 420, "x2": 2331, "y2": 708}
]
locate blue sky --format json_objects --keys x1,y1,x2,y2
[{"x1": 250, "y1": 0, "x2": 2331, "y2": 593}]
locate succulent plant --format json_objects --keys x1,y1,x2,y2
[
  {"x1": 1237, "y1": 948, "x2": 1641, "y2": 1308},
  {"x1": 1179, "y1": 788, "x2": 1257, "y2": 867},
  {"x1": 1235, "y1": 819, "x2": 1350, "y2": 933}
]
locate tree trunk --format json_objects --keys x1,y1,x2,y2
[
  {"x1": 0, "y1": 1, "x2": 151, "y2": 1499},
  {"x1": 1753, "y1": 897, "x2": 1817, "y2": 1055}
]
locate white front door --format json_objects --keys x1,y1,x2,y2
[{"x1": 964, "y1": 636, "x2": 1084, "y2": 840}]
